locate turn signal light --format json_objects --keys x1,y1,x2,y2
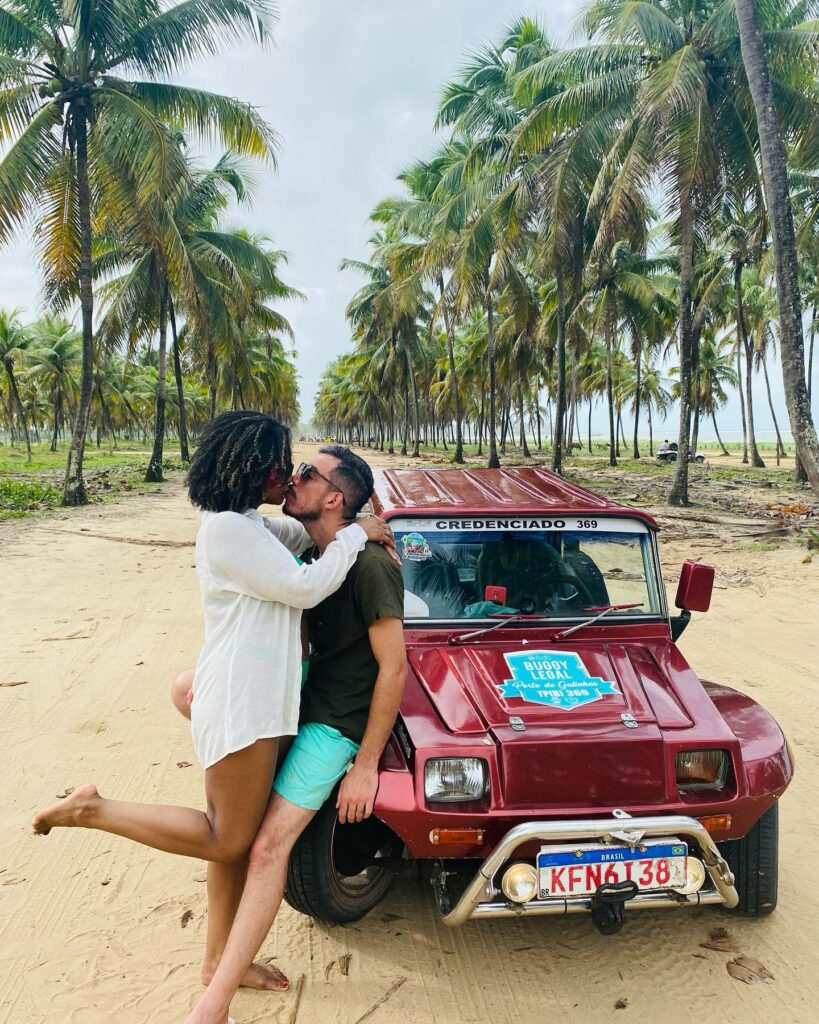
[
  {"x1": 697, "y1": 814, "x2": 732, "y2": 832},
  {"x1": 430, "y1": 828, "x2": 485, "y2": 846}
]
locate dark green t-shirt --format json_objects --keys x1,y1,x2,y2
[{"x1": 300, "y1": 542, "x2": 404, "y2": 742}]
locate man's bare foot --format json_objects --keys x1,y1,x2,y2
[
  {"x1": 201, "y1": 958, "x2": 289, "y2": 992},
  {"x1": 32, "y1": 783, "x2": 100, "y2": 835}
]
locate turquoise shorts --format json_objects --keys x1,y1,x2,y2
[{"x1": 273, "y1": 722, "x2": 360, "y2": 811}]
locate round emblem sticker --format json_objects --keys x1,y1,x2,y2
[{"x1": 401, "y1": 532, "x2": 432, "y2": 562}]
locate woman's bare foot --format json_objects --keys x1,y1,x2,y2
[
  {"x1": 201, "y1": 958, "x2": 289, "y2": 992},
  {"x1": 32, "y1": 783, "x2": 100, "y2": 835}
]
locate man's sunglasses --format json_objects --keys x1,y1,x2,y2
[{"x1": 296, "y1": 462, "x2": 346, "y2": 504}]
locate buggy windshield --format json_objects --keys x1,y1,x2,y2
[{"x1": 392, "y1": 516, "x2": 662, "y2": 620}]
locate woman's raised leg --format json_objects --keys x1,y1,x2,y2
[{"x1": 32, "y1": 738, "x2": 278, "y2": 863}]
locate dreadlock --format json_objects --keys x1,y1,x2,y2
[{"x1": 187, "y1": 411, "x2": 292, "y2": 513}]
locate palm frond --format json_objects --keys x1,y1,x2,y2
[
  {"x1": 112, "y1": 79, "x2": 278, "y2": 162},
  {"x1": 109, "y1": 0, "x2": 277, "y2": 76},
  {"x1": 0, "y1": 101, "x2": 62, "y2": 244}
]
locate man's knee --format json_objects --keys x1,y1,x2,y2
[
  {"x1": 171, "y1": 669, "x2": 194, "y2": 719},
  {"x1": 248, "y1": 800, "x2": 313, "y2": 870},
  {"x1": 248, "y1": 826, "x2": 287, "y2": 870}
]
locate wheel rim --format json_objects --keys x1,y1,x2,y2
[{"x1": 330, "y1": 816, "x2": 399, "y2": 897}]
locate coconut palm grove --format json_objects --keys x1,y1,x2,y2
[{"x1": 1, "y1": 0, "x2": 819, "y2": 509}]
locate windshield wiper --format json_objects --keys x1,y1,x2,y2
[
  {"x1": 553, "y1": 603, "x2": 644, "y2": 640},
  {"x1": 449, "y1": 613, "x2": 536, "y2": 646}
]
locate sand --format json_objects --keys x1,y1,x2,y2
[{"x1": 1, "y1": 444, "x2": 817, "y2": 1024}]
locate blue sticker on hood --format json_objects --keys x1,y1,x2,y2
[{"x1": 498, "y1": 650, "x2": 620, "y2": 710}]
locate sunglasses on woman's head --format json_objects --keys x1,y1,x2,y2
[{"x1": 296, "y1": 462, "x2": 346, "y2": 504}]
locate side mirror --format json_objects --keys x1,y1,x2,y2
[{"x1": 675, "y1": 560, "x2": 714, "y2": 613}]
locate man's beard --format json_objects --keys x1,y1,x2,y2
[{"x1": 284, "y1": 495, "x2": 322, "y2": 523}]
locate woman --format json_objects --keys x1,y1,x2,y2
[{"x1": 32, "y1": 411, "x2": 393, "y2": 994}]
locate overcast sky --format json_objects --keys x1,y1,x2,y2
[{"x1": 0, "y1": 0, "x2": 808, "y2": 442}]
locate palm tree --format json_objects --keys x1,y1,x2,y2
[
  {"x1": 96, "y1": 156, "x2": 299, "y2": 478},
  {"x1": 696, "y1": 333, "x2": 738, "y2": 457},
  {"x1": 0, "y1": 308, "x2": 32, "y2": 460},
  {"x1": 26, "y1": 314, "x2": 82, "y2": 451},
  {"x1": 744, "y1": 273, "x2": 788, "y2": 461},
  {"x1": 0, "y1": 0, "x2": 278, "y2": 503},
  {"x1": 342, "y1": 230, "x2": 429, "y2": 457},
  {"x1": 580, "y1": 240, "x2": 676, "y2": 466},
  {"x1": 720, "y1": 222, "x2": 765, "y2": 466},
  {"x1": 735, "y1": 0, "x2": 819, "y2": 494},
  {"x1": 375, "y1": 152, "x2": 469, "y2": 462}
]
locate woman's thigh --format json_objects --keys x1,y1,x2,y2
[{"x1": 204, "y1": 738, "x2": 280, "y2": 858}]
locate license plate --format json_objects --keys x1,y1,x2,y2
[{"x1": 537, "y1": 838, "x2": 688, "y2": 898}]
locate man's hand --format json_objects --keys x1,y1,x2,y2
[{"x1": 336, "y1": 761, "x2": 379, "y2": 823}]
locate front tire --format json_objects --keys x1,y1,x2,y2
[
  {"x1": 718, "y1": 802, "x2": 779, "y2": 916},
  {"x1": 284, "y1": 794, "x2": 402, "y2": 923}
]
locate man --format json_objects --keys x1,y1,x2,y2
[{"x1": 184, "y1": 445, "x2": 407, "y2": 1024}]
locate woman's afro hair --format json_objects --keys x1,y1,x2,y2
[{"x1": 187, "y1": 411, "x2": 292, "y2": 513}]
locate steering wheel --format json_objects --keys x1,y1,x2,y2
[{"x1": 515, "y1": 567, "x2": 596, "y2": 613}]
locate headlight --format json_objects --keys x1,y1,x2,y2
[
  {"x1": 424, "y1": 757, "x2": 489, "y2": 802},
  {"x1": 675, "y1": 749, "x2": 729, "y2": 791}
]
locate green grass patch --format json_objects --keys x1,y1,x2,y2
[
  {"x1": 0, "y1": 441, "x2": 182, "y2": 476},
  {"x1": 0, "y1": 477, "x2": 59, "y2": 519}
]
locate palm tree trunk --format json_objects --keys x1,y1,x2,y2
[
  {"x1": 588, "y1": 399, "x2": 593, "y2": 454},
  {"x1": 762, "y1": 356, "x2": 785, "y2": 462},
  {"x1": 400, "y1": 374, "x2": 409, "y2": 455},
  {"x1": 145, "y1": 291, "x2": 169, "y2": 482},
  {"x1": 4, "y1": 363, "x2": 31, "y2": 462},
  {"x1": 62, "y1": 108, "x2": 94, "y2": 506},
  {"x1": 406, "y1": 350, "x2": 420, "y2": 458},
  {"x1": 736, "y1": 342, "x2": 749, "y2": 463},
  {"x1": 477, "y1": 383, "x2": 485, "y2": 457},
  {"x1": 743, "y1": 337, "x2": 765, "y2": 466},
  {"x1": 711, "y1": 410, "x2": 730, "y2": 456},
  {"x1": 536, "y1": 397, "x2": 542, "y2": 450},
  {"x1": 440, "y1": 280, "x2": 464, "y2": 463},
  {"x1": 169, "y1": 299, "x2": 189, "y2": 462},
  {"x1": 51, "y1": 389, "x2": 60, "y2": 452},
  {"x1": 735, "y1": 265, "x2": 765, "y2": 467},
  {"x1": 96, "y1": 378, "x2": 110, "y2": 444},
  {"x1": 736, "y1": 0, "x2": 819, "y2": 494},
  {"x1": 648, "y1": 401, "x2": 654, "y2": 456},
  {"x1": 808, "y1": 305, "x2": 816, "y2": 404},
  {"x1": 517, "y1": 381, "x2": 531, "y2": 458},
  {"x1": 552, "y1": 268, "x2": 568, "y2": 475},
  {"x1": 632, "y1": 339, "x2": 642, "y2": 458},
  {"x1": 669, "y1": 187, "x2": 695, "y2": 506},
  {"x1": 485, "y1": 281, "x2": 500, "y2": 468},
  {"x1": 605, "y1": 312, "x2": 617, "y2": 468}
]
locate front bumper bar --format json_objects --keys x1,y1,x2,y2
[{"x1": 440, "y1": 813, "x2": 738, "y2": 926}]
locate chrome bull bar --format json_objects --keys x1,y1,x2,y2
[{"x1": 440, "y1": 813, "x2": 738, "y2": 927}]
